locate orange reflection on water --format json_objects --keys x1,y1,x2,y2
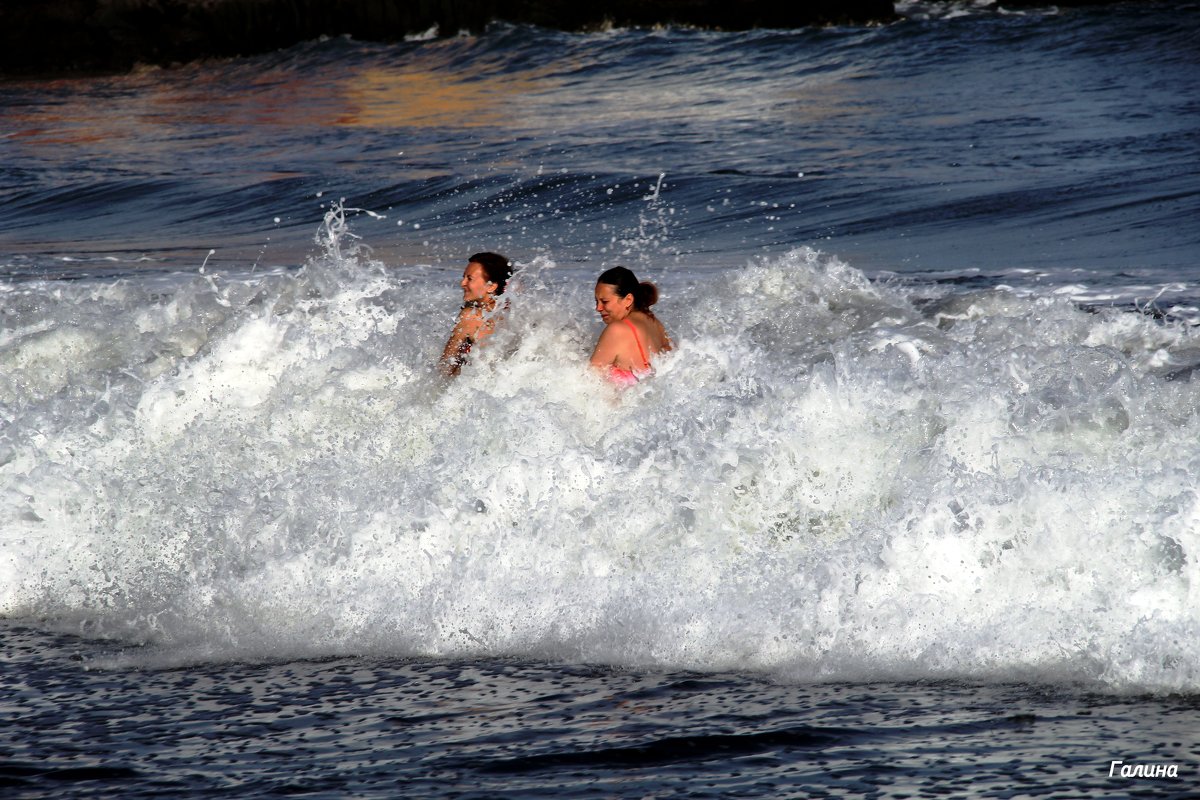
[
  {"x1": 1, "y1": 56, "x2": 560, "y2": 163},
  {"x1": 333, "y1": 64, "x2": 558, "y2": 129}
]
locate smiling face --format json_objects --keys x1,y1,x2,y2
[
  {"x1": 595, "y1": 282, "x2": 633, "y2": 324},
  {"x1": 461, "y1": 261, "x2": 496, "y2": 303}
]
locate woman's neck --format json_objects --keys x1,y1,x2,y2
[{"x1": 462, "y1": 296, "x2": 497, "y2": 311}]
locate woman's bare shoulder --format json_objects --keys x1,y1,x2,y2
[
  {"x1": 455, "y1": 305, "x2": 488, "y2": 335},
  {"x1": 597, "y1": 319, "x2": 636, "y2": 346}
]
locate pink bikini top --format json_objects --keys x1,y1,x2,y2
[{"x1": 607, "y1": 318, "x2": 652, "y2": 386}]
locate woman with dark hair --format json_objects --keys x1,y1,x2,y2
[
  {"x1": 589, "y1": 266, "x2": 671, "y2": 386},
  {"x1": 440, "y1": 251, "x2": 513, "y2": 376}
]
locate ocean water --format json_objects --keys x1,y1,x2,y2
[{"x1": 2, "y1": 1, "x2": 1200, "y2": 796}]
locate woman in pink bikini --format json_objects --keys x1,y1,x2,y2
[{"x1": 589, "y1": 266, "x2": 671, "y2": 386}]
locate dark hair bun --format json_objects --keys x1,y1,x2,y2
[{"x1": 635, "y1": 281, "x2": 658, "y2": 309}]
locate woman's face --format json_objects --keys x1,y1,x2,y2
[
  {"x1": 595, "y1": 282, "x2": 633, "y2": 324},
  {"x1": 461, "y1": 261, "x2": 496, "y2": 303}
]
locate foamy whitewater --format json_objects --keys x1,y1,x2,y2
[{"x1": 3, "y1": 202, "x2": 1198, "y2": 693}]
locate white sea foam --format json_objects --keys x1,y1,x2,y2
[{"x1": 2, "y1": 224, "x2": 1199, "y2": 692}]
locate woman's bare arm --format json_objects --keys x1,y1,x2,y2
[
  {"x1": 590, "y1": 322, "x2": 633, "y2": 369},
  {"x1": 440, "y1": 307, "x2": 485, "y2": 376}
]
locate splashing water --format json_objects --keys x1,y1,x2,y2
[{"x1": 2, "y1": 215, "x2": 1198, "y2": 691}]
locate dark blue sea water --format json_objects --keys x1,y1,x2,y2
[{"x1": 2, "y1": 2, "x2": 1199, "y2": 796}]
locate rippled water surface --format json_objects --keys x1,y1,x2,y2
[{"x1": 3, "y1": 624, "x2": 1198, "y2": 798}]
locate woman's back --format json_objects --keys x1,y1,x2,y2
[{"x1": 624, "y1": 311, "x2": 670, "y2": 367}]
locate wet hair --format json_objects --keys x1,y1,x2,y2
[
  {"x1": 597, "y1": 266, "x2": 659, "y2": 312},
  {"x1": 469, "y1": 252, "x2": 513, "y2": 295}
]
